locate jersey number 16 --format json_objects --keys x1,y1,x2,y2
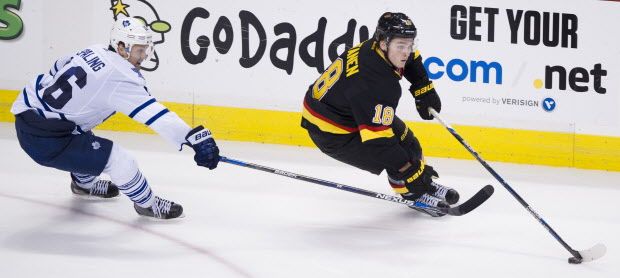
[{"x1": 42, "y1": 66, "x2": 87, "y2": 109}]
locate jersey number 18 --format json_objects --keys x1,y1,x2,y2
[{"x1": 311, "y1": 58, "x2": 343, "y2": 101}]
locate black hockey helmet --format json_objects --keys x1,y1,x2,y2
[{"x1": 373, "y1": 12, "x2": 417, "y2": 43}]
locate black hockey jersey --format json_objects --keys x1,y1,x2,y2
[{"x1": 301, "y1": 39, "x2": 435, "y2": 171}]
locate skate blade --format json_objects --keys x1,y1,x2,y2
[
  {"x1": 71, "y1": 193, "x2": 119, "y2": 201},
  {"x1": 136, "y1": 212, "x2": 186, "y2": 220}
]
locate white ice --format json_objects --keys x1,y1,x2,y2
[{"x1": 0, "y1": 122, "x2": 618, "y2": 278}]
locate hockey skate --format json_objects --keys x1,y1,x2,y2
[
  {"x1": 430, "y1": 181, "x2": 460, "y2": 205},
  {"x1": 71, "y1": 180, "x2": 119, "y2": 198},
  {"x1": 134, "y1": 196, "x2": 184, "y2": 219},
  {"x1": 408, "y1": 193, "x2": 450, "y2": 217}
]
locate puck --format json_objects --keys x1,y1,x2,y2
[{"x1": 568, "y1": 257, "x2": 582, "y2": 264}]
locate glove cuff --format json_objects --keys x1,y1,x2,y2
[{"x1": 185, "y1": 125, "x2": 213, "y2": 146}]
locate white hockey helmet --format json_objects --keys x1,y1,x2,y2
[{"x1": 109, "y1": 17, "x2": 154, "y2": 60}]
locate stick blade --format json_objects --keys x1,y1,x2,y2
[
  {"x1": 577, "y1": 243, "x2": 607, "y2": 263},
  {"x1": 447, "y1": 185, "x2": 494, "y2": 216}
]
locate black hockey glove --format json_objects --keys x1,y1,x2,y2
[
  {"x1": 413, "y1": 86, "x2": 441, "y2": 120},
  {"x1": 185, "y1": 125, "x2": 220, "y2": 170},
  {"x1": 388, "y1": 160, "x2": 438, "y2": 200}
]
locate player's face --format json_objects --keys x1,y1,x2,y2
[
  {"x1": 127, "y1": 44, "x2": 152, "y2": 68},
  {"x1": 386, "y1": 38, "x2": 414, "y2": 69}
]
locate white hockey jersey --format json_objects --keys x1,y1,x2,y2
[{"x1": 11, "y1": 44, "x2": 191, "y2": 149}]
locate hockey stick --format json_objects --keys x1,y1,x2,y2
[
  {"x1": 220, "y1": 156, "x2": 494, "y2": 216},
  {"x1": 428, "y1": 108, "x2": 606, "y2": 263}
]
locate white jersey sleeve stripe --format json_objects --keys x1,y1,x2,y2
[
  {"x1": 145, "y1": 108, "x2": 169, "y2": 126},
  {"x1": 128, "y1": 98, "x2": 156, "y2": 118}
]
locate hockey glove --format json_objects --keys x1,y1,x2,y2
[
  {"x1": 387, "y1": 160, "x2": 438, "y2": 200},
  {"x1": 412, "y1": 84, "x2": 441, "y2": 120},
  {"x1": 185, "y1": 126, "x2": 220, "y2": 170}
]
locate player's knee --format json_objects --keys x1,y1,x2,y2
[
  {"x1": 104, "y1": 144, "x2": 138, "y2": 180},
  {"x1": 403, "y1": 136, "x2": 423, "y2": 161},
  {"x1": 392, "y1": 118, "x2": 423, "y2": 160}
]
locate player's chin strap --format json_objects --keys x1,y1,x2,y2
[{"x1": 428, "y1": 107, "x2": 607, "y2": 264}]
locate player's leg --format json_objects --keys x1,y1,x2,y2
[
  {"x1": 43, "y1": 130, "x2": 120, "y2": 198},
  {"x1": 308, "y1": 129, "x2": 446, "y2": 216},
  {"x1": 393, "y1": 117, "x2": 460, "y2": 205},
  {"x1": 70, "y1": 172, "x2": 119, "y2": 198},
  {"x1": 14, "y1": 110, "x2": 118, "y2": 198},
  {"x1": 103, "y1": 144, "x2": 183, "y2": 219},
  {"x1": 307, "y1": 130, "x2": 386, "y2": 175}
]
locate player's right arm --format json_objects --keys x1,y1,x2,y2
[
  {"x1": 108, "y1": 80, "x2": 191, "y2": 149},
  {"x1": 107, "y1": 78, "x2": 220, "y2": 169},
  {"x1": 403, "y1": 50, "x2": 441, "y2": 120}
]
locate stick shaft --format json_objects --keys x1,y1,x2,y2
[
  {"x1": 429, "y1": 108, "x2": 581, "y2": 258},
  {"x1": 220, "y1": 156, "x2": 440, "y2": 212}
]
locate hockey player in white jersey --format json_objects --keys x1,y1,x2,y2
[{"x1": 10, "y1": 17, "x2": 219, "y2": 219}]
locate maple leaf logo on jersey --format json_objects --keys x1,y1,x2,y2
[{"x1": 109, "y1": 0, "x2": 171, "y2": 72}]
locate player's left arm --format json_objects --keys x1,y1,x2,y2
[{"x1": 403, "y1": 49, "x2": 441, "y2": 120}]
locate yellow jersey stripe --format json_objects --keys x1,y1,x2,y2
[
  {"x1": 359, "y1": 126, "x2": 395, "y2": 142},
  {"x1": 302, "y1": 103, "x2": 357, "y2": 134},
  {"x1": 392, "y1": 187, "x2": 409, "y2": 194}
]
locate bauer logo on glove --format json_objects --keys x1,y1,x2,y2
[{"x1": 187, "y1": 127, "x2": 213, "y2": 145}]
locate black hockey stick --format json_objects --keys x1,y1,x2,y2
[
  {"x1": 220, "y1": 156, "x2": 494, "y2": 216},
  {"x1": 428, "y1": 108, "x2": 606, "y2": 263}
]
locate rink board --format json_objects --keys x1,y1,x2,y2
[{"x1": 2, "y1": 89, "x2": 618, "y2": 171}]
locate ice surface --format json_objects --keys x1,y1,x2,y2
[{"x1": 0, "y1": 123, "x2": 618, "y2": 278}]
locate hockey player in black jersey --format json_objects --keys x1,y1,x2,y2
[{"x1": 301, "y1": 12, "x2": 459, "y2": 217}]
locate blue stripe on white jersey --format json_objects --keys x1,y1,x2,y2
[
  {"x1": 35, "y1": 108, "x2": 45, "y2": 118},
  {"x1": 32, "y1": 74, "x2": 52, "y2": 112},
  {"x1": 129, "y1": 98, "x2": 156, "y2": 118},
  {"x1": 22, "y1": 89, "x2": 31, "y2": 108},
  {"x1": 145, "y1": 108, "x2": 169, "y2": 126}
]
